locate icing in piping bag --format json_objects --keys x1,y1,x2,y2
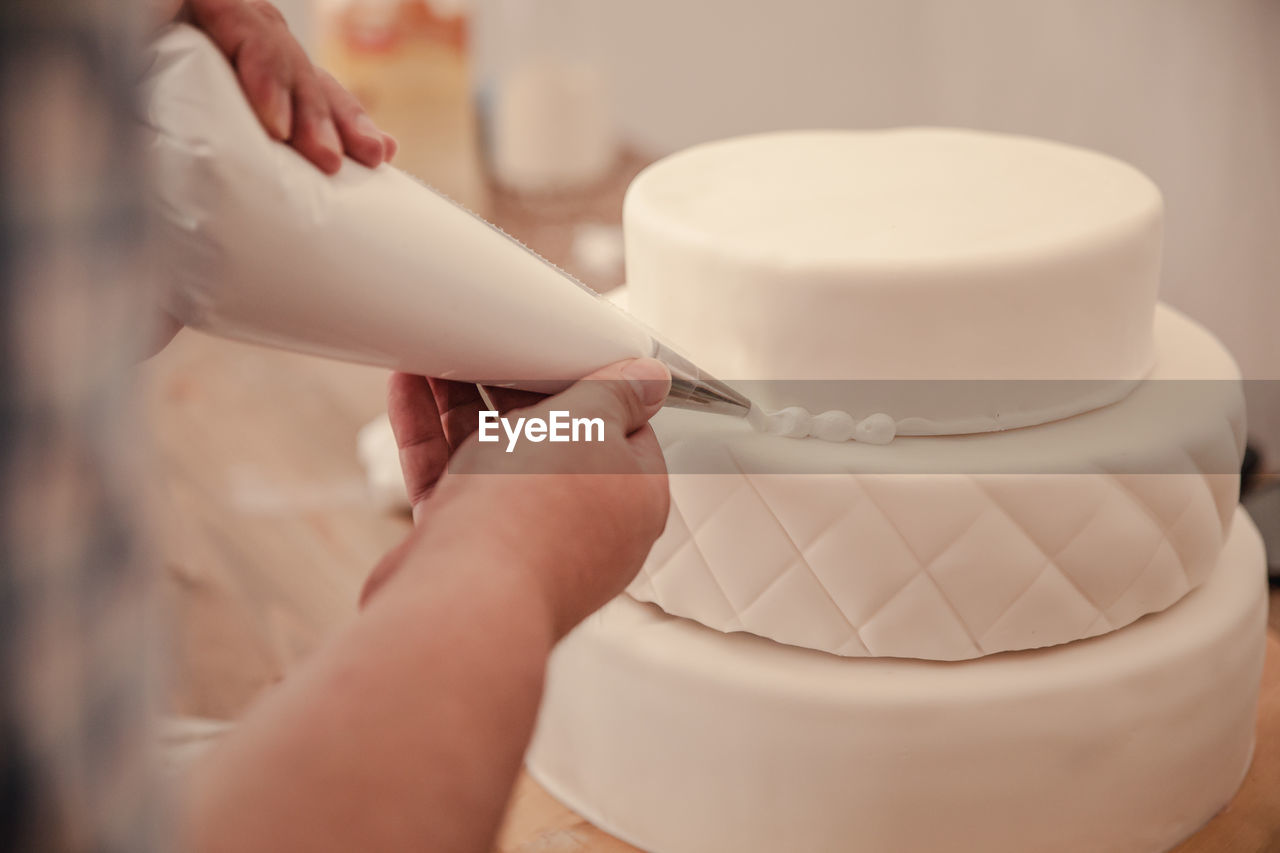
[{"x1": 142, "y1": 24, "x2": 750, "y2": 418}]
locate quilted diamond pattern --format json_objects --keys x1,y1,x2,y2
[{"x1": 627, "y1": 420, "x2": 1242, "y2": 660}]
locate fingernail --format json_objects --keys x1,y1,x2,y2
[{"x1": 621, "y1": 358, "x2": 671, "y2": 407}]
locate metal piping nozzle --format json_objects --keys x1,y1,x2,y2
[{"x1": 650, "y1": 339, "x2": 753, "y2": 418}]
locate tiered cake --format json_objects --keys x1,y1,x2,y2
[{"x1": 526, "y1": 129, "x2": 1267, "y2": 853}]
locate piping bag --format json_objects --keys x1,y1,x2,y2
[{"x1": 141, "y1": 25, "x2": 749, "y2": 417}]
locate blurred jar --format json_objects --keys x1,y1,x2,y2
[
  {"x1": 471, "y1": 0, "x2": 617, "y2": 196},
  {"x1": 317, "y1": 0, "x2": 487, "y2": 212}
]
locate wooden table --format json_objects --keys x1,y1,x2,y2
[{"x1": 145, "y1": 37, "x2": 1280, "y2": 848}]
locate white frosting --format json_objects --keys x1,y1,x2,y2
[
  {"x1": 529, "y1": 511, "x2": 1266, "y2": 853},
  {"x1": 623, "y1": 129, "x2": 1163, "y2": 434},
  {"x1": 809, "y1": 409, "x2": 856, "y2": 443},
  {"x1": 143, "y1": 26, "x2": 650, "y2": 392},
  {"x1": 754, "y1": 406, "x2": 898, "y2": 444},
  {"x1": 628, "y1": 306, "x2": 1246, "y2": 659}
]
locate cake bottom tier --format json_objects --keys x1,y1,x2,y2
[{"x1": 527, "y1": 509, "x2": 1267, "y2": 853}]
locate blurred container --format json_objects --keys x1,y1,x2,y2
[
  {"x1": 471, "y1": 0, "x2": 617, "y2": 196},
  {"x1": 317, "y1": 0, "x2": 487, "y2": 213}
]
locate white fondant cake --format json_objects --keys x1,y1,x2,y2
[
  {"x1": 625, "y1": 128, "x2": 1163, "y2": 434},
  {"x1": 627, "y1": 305, "x2": 1244, "y2": 659},
  {"x1": 529, "y1": 511, "x2": 1266, "y2": 853},
  {"x1": 525, "y1": 129, "x2": 1264, "y2": 853}
]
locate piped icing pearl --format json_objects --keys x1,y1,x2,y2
[
  {"x1": 767, "y1": 406, "x2": 811, "y2": 439},
  {"x1": 810, "y1": 410, "x2": 857, "y2": 443},
  {"x1": 854, "y1": 412, "x2": 897, "y2": 445},
  {"x1": 748, "y1": 406, "x2": 898, "y2": 444}
]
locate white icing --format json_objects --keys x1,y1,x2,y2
[
  {"x1": 809, "y1": 409, "x2": 855, "y2": 443},
  {"x1": 623, "y1": 129, "x2": 1163, "y2": 435},
  {"x1": 762, "y1": 406, "x2": 810, "y2": 438},
  {"x1": 629, "y1": 306, "x2": 1246, "y2": 660},
  {"x1": 530, "y1": 511, "x2": 1266, "y2": 853},
  {"x1": 854, "y1": 411, "x2": 896, "y2": 445},
  {"x1": 743, "y1": 403, "x2": 770, "y2": 432},
  {"x1": 144, "y1": 26, "x2": 650, "y2": 393},
  {"x1": 751, "y1": 405, "x2": 899, "y2": 444}
]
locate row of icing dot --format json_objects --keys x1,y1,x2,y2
[{"x1": 748, "y1": 405, "x2": 898, "y2": 445}]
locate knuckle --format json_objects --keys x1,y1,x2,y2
[
  {"x1": 295, "y1": 78, "x2": 331, "y2": 118},
  {"x1": 239, "y1": 38, "x2": 287, "y2": 82}
]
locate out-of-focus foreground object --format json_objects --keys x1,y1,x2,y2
[{"x1": 0, "y1": 1, "x2": 160, "y2": 851}]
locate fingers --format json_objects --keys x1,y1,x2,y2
[
  {"x1": 542, "y1": 358, "x2": 671, "y2": 437},
  {"x1": 387, "y1": 372, "x2": 452, "y2": 518},
  {"x1": 320, "y1": 71, "x2": 386, "y2": 168},
  {"x1": 234, "y1": 35, "x2": 293, "y2": 140},
  {"x1": 627, "y1": 423, "x2": 668, "y2": 478},
  {"x1": 290, "y1": 69, "x2": 343, "y2": 174},
  {"x1": 190, "y1": 0, "x2": 292, "y2": 138},
  {"x1": 427, "y1": 379, "x2": 487, "y2": 450},
  {"x1": 191, "y1": 0, "x2": 392, "y2": 173}
]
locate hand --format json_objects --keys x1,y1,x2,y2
[
  {"x1": 188, "y1": 362, "x2": 671, "y2": 853},
  {"x1": 362, "y1": 358, "x2": 672, "y2": 638},
  {"x1": 182, "y1": 0, "x2": 397, "y2": 173},
  {"x1": 143, "y1": 0, "x2": 399, "y2": 358}
]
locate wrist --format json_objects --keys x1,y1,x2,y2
[
  {"x1": 383, "y1": 504, "x2": 567, "y2": 643},
  {"x1": 425, "y1": 477, "x2": 588, "y2": 623}
]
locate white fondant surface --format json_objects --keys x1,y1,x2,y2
[
  {"x1": 628, "y1": 305, "x2": 1244, "y2": 659},
  {"x1": 623, "y1": 128, "x2": 1163, "y2": 433},
  {"x1": 529, "y1": 511, "x2": 1266, "y2": 853}
]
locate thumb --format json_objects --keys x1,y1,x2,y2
[{"x1": 539, "y1": 357, "x2": 671, "y2": 436}]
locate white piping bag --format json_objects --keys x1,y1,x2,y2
[{"x1": 141, "y1": 24, "x2": 748, "y2": 415}]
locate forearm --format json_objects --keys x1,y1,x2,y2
[{"x1": 184, "y1": 529, "x2": 556, "y2": 853}]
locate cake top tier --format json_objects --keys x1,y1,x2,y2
[
  {"x1": 624, "y1": 128, "x2": 1165, "y2": 435},
  {"x1": 627, "y1": 128, "x2": 1160, "y2": 266}
]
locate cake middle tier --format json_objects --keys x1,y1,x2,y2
[{"x1": 628, "y1": 305, "x2": 1244, "y2": 660}]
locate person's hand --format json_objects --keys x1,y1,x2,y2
[
  {"x1": 362, "y1": 358, "x2": 672, "y2": 638},
  {"x1": 143, "y1": 0, "x2": 398, "y2": 359},
  {"x1": 181, "y1": 0, "x2": 397, "y2": 173}
]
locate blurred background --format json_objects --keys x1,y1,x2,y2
[{"x1": 145, "y1": 0, "x2": 1279, "y2": 725}]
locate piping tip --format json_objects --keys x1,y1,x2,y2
[{"x1": 650, "y1": 340, "x2": 753, "y2": 418}]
